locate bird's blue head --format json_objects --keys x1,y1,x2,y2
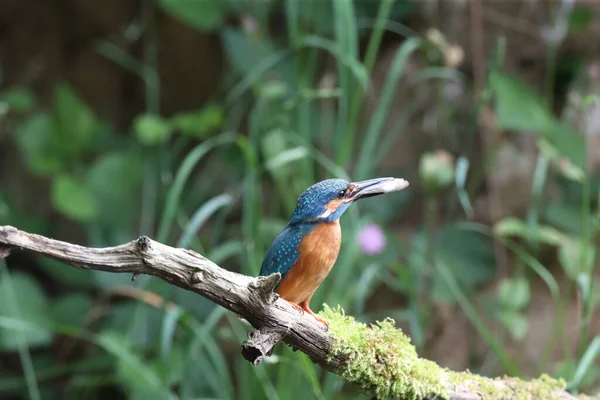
[{"x1": 288, "y1": 177, "x2": 406, "y2": 225}]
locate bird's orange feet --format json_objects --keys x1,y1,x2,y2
[
  {"x1": 301, "y1": 305, "x2": 329, "y2": 330},
  {"x1": 286, "y1": 300, "x2": 305, "y2": 315}
]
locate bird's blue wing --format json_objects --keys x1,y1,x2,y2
[{"x1": 259, "y1": 224, "x2": 314, "y2": 284}]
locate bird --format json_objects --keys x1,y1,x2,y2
[{"x1": 259, "y1": 177, "x2": 408, "y2": 327}]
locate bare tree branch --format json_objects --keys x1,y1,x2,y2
[{"x1": 0, "y1": 225, "x2": 590, "y2": 400}]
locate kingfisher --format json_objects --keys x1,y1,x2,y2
[{"x1": 259, "y1": 177, "x2": 409, "y2": 327}]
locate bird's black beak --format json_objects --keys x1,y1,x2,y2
[{"x1": 344, "y1": 177, "x2": 409, "y2": 202}]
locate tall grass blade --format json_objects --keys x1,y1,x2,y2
[
  {"x1": 177, "y1": 193, "x2": 234, "y2": 248},
  {"x1": 299, "y1": 36, "x2": 368, "y2": 88},
  {"x1": 503, "y1": 240, "x2": 559, "y2": 299},
  {"x1": 434, "y1": 259, "x2": 521, "y2": 376},
  {"x1": 341, "y1": 0, "x2": 395, "y2": 168},
  {"x1": 157, "y1": 133, "x2": 236, "y2": 243},
  {"x1": 159, "y1": 306, "x2": 184, "y2": 362},
  {"x1": 568, "y1": 335, "x2": 600, "y2": 390},
  {"x1": 526, "y1": 154, "x2": 550, "y2": 251},
  {"x1": 0, "y1": 264, "x2": 41, "y2": 400},
  {"x1": 355, "y1": 37, "x2": 421, "y2": 179}
]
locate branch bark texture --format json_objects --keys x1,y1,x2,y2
[{"x1": 0, "y1": 226, "x2": 591, "y2": 400}]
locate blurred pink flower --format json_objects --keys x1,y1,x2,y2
[{"x1": 358, "y1": 223, "x2": 386, "y2": 255}]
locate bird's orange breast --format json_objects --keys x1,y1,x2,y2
[{"x1": 275, "y1": 222, "x2": 342, "y2": 305}]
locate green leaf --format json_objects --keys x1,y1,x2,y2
[
  {"x1": 410, "y1": 224, "x2": 497, "y2": 299},
  {"x1": 222, "y1": 28, "x2": 277, "y2": 76},
  {"x1": 0, "y1": 87, "x2": 37, "y2": 112},
  {"x1": 133, "y1": 114, "x2": 171, "y2": 145},
  {"x1": 52, "y1": 84, "x2": 98, "y2": 155},
  {"x1": 490, "y1": 72, "x2": 554, "y2": 134},
  {"x1": 0, "y1": 272, "x2": 52, "y2": 350},
  {"x1": 92, "y1": 270, "x2": 137, "y2": 289},
  {"x1": 96, "y1": 331, "x2": 170, "y2": 399},
  {"x1": 497, "y1": 277, "x2": 530, "y2": 310},
  {"x1": 568, "y1": 335, "x2": 600, "y2": 390},
  {"x1": 36, "y1": 257, "x2": 94, "y2": 288},
  {"x1": 86, "y1": 152, "x2": 143, "y2": 227},
  {"x1": 494, "y1": 217, "x2": 566, "y2": 246},
  {"x1": 159, "y1": 0, "x2": 226, "y2": 31},
  {"x1": 14, "y1": 113, "x2": 64, "y2": 176},
  {"x1": 558, "y1": 237, "x2": 596, "y2": 281},
  {"x1": 568, "y1": 7, "x2": 594, "y2": 33},
  {"x1": 497, "y1": 310, "x2": 529, "y2": 341},
  {"x1": 51, "y1": 174, "x2": 99, "y2": 223},
  {"x1": 51, "y1": 294, "x2": 91, "y2": 325},
  {"x1": 490, "y1": 72, "x2": 585, "y2": 169},
  {"x1": 170, "y1": 104, "x2": 224, "y2": 138},
  {"x1": 538, "y1": 139, "x2": 585, "y2": 182}
]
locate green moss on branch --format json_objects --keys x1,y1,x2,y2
[
  {"x1": 320, "y1": 305, "x2": 447, "y2": 399},
  {"x1": 319, "y1": 305, "x2": 587, "y2": 400}
]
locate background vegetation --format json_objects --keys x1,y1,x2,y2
[{"x1": 1, "y1": 0, "x2": 599, "y2": 399}]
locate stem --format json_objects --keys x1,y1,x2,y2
[{"x1": 336, "y1": 0, "x2": 394, "y2": 167}]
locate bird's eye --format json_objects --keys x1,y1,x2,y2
[{"x1": 338, "y1": 189, "x2": 346, "y2": 198}]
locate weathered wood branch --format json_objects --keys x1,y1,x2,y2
[{"x1": 0, "y1": 226, "x2": 591, "y2": 400}]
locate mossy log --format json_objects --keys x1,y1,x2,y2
[{"x1": 0, "y1": 225, "x2": 596, "y2": 400}]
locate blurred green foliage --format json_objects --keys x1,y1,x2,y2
[{"x1": 1, "y1": 0, "x2": 599, "y2": 399}]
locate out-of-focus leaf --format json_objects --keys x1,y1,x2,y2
[
  {"x1": 544, "y1": 202, "x2": 586, "y2": 235},
  {"x1": 208, "y1": 240, "x2": 245, "y2": 265},
  {"x1": 0, "y1": 197, "x2": 8, "y2": 224},
  {"x1": 96, "y1": 331, "x2": 170, "y2": 399},
  {"x1": 490, "y1": 72, "x2": 554, "y2": 134},
  {"x1": 568, "y1": 7, "x2": 594, "y2": 32},
  {"x1": 222, "y1": 28, "x2": 276, "y2": 76},
  {"x1": 259, "y1": 81, "x2": 288, "y2": 100},
  {"x1": 154, "y1": 343, "x2": 186, "y2": 387},
  {"x1": 494, "y1": 217, "x2": 566, "y2": 246},
  {"x1": 159, "y1": 307, "x2": 184, "y2": 362},
  {"x1": 502, "y1": 240, "x2": 559, "y2": 300},
  {"x1": 490, "y1": 72, "x2": 585, "y2": 169},
  {"x1": 159, "y1": 0, "x2": 226, "y2": 31},
  {"x1": 102, "y1": 302, "x2": 163, "y2": 347},
  {"x1": 52, "y1": 84, "x2": 98, "y2": 155},
  {"x1": 92, "y1": 271, "x2": 137, "y2": 289},
  {"x1": 51, "y1": 174, "x2": 99, "y2": 223},
  {"x1": 36, "y1": 257, "x2": 94, "y2": 288},
  {"x1": 411, "y1": 224, "x2": 497, "y2": 297},
  {"x1": 134, "y1": 114, "x2": 171, "y2": 145},
  {"x1": 568, "y1": 336, "x2": 600, "y2": 390},
  {"x1": 156, "y1": 133, "x2": 236, "y2": 243},
  {"x1": 0, "y1": 272, "x2": 52, "y2": 350},
  {"x1": 177, "y1": 194, "x2": 233, "y2": 248},
  {"x1": 544, "y1": 123, "x2": 586, "y2": 170},
  {"x1": 558, "y1": 237, "x2": 596, "y2": 281},
  {"x1": 86, "y1": 152, "x2": 143, "y2": 227},
  {"x1": 51, "y1": 294, "x2": 91, "y2": 325},
  {"x1": 497, "y1": 310, "x2": 529, "y2": 341},
  {"x1": 538, "y1": 139, "x2": 585, "y2": 182},
  {"x1": 497, "y1": 277, "x2": 530, "y2": 310},
  {"x1": 171, "y1": 104, "x2": 224, "y2": 138},
  {"x1": 14, "y1": 113, "x2": 64, "y2": 176},
  {"x1": 0, "y1": 87, "x2": 37, "y2": 112}
]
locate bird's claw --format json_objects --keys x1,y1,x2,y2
[
  {"x1": 301, "y1": 305, "x2": 329, "y2": 331},
  {"x1": 285, "y1": 301, "x2": 329, "y2": 330},
  {"x1": 287, "y1": 301, "x2": 305, "y2": 315},
  {"x1": 314, "y1": 316, "x2": 329, "y2": 331}
]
